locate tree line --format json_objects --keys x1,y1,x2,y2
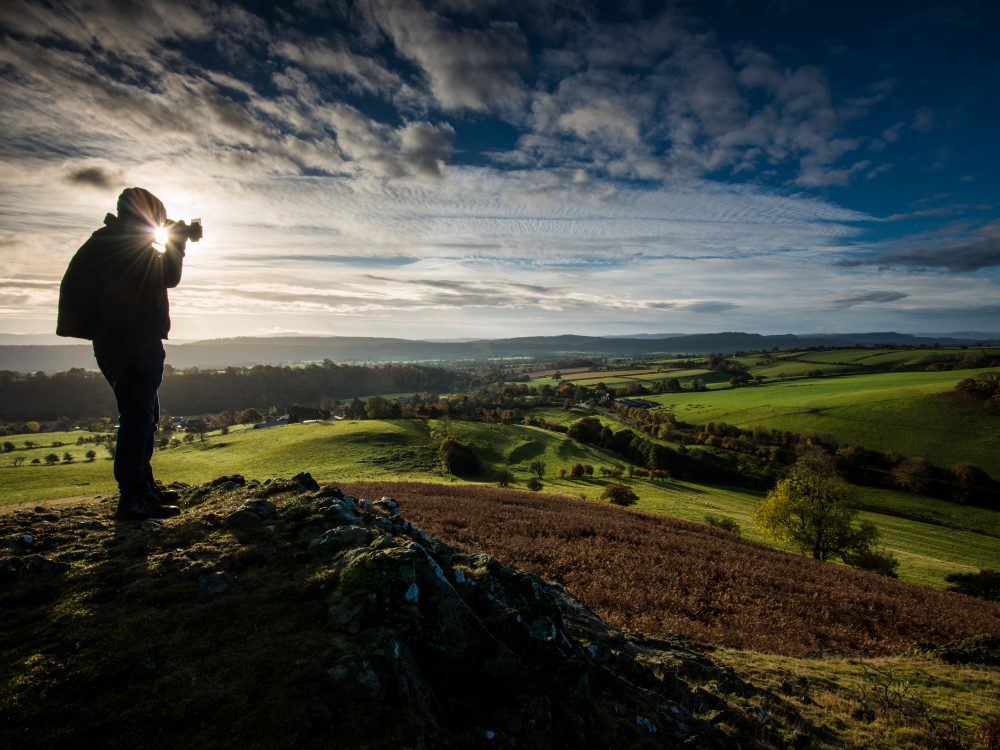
[{"x1": 0, "y1": 361, "x2": 460, "y2": 423}]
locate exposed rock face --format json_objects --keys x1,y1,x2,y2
[{"x1": 291, "y1": 487, "x2": 753, "y2": 748}]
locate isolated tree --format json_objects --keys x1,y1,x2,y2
[
  {"x1": 183, "y1": 433, "x2": 195, "y2": 444},
  {"x1": 528, "y1": 459, "x2": 546, "y2": 478},
  {"x1": 556, "y1": 467, "x2": 566, "y2": 478},
  {"x1": 26, "y1": 421, "x2": 40, "y2": 432},
  {"x1": 31, "y1": 458, "x2": 41, "y2": 465},
  {"x1": 24, "y1": 440, "x2": 37, "y2": 449},
  {"x1": 569, "y1": 463, "x2": 585, "y2": 479},
  {"x1": 600, "y1": 482, "x2": 638, "y2": 507},
  {"x1": 62, "y1": 451, "x2": 74, "y2": 463},
  {"x1": 753, "y1": 456, "x2": 875, "y2": 561},
  {"x1": 430, "y1": 416, "x2": 453, "y2": 442},
  {"x1": 583, "y1": 463, "x2": 594, "y2": 477},
  {"x1": 85, "y1": 449, "x2": 97, "y2": 462},
  {"x1": 610, "y1": 461, "x2": 624, "y2": 478},
  {"x1": 44, "y1": 453, "x2": 59, "y2": 465},
  {"x1": 439, "y1": 435, "x2": 482, "y2": 475},
  {"x1": 2, "y1": 441, "x2": 14, "y2": 453},
  {"x1": 13, "y1": 456, "x2": 25, "y2": 467},
  {"x1": 892, "y1": 457, "x2": 932, "y2": 493},
  {"x1": 525, "y1": 477, "x2": 543, "y2": 492},
  {"x1": 494, "y1": 467, "x2": 515, "y2": 488}
]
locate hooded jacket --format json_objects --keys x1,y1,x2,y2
[{"x1": 56, "y1": 188, "x2": 185, "y2": 357}]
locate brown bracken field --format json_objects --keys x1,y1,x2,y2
[{"x1": 339, "y1": 482, "x2": 1000, "y2": 657}]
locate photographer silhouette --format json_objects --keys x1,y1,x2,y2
[{"x1": 58, "y1": 187, "x2": 198, "y2": 520}]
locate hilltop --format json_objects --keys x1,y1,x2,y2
[
  {"x1": 1, "y1": 476, "x2": 765, "y2": 750},
  {"x1": 2, "y1": 477, "x2": 998, "y2": 749}
]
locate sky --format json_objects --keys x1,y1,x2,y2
[{"x1": 1, "y1": 0, "x2": 998, "y2": 341}]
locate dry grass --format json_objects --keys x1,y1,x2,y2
[{"x1": 341, "y1": 482, "x2": 1000, "y2": 657}]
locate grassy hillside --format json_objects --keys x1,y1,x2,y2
[
  {"x1": 647, "y1": 369, "x2": 1000, "y2": 476},
  {"x1": 4, "y1": 418, "x2": 999, "y2": 592}
]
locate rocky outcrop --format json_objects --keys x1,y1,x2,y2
[
  {"x1": 254, "y1": 479, "x2": 766, "y2": 748},
  {"x1": 0, "y1": 475, "x2": 806, "y2": 749}
]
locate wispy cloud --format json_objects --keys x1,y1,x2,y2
[
  {"x1": 0, "y1": 0, "x2": 994, "y2": 339},
  {"x1": 825, "y1": 290, "x2": 909, "y2": 309},
  {"x1": 837, "y1": 220, "x2": 1000, "y2": 272}
]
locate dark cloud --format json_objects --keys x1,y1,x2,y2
[
  {"x1": 826, "y1": 290, "x2": 908, "y2": 309},
  {"x1": 837, "y1": 220, "x2": 1000, "y2": 273},
  {"x1": 61, "y1": 164, "x2": 123, "y2": 191}
]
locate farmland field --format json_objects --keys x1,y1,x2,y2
[
  {"x1": 3, "y1": 415, "x2": 998, "y2": 592},
  {"x1": 647, "y1": 369, "x2": 1000, "y2": 477}
]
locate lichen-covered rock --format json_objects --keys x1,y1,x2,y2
[
  {"x1": 274, "y1": 488, "x2": 753, "y2": 749},
  {"x1": 225, "y1": 499, "x2": 277, "y2": 527}
]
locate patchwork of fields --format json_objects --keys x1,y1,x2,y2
[
  {"x1": 4, "y1": 409, "x2": 998, "y2": 591},
  {"x1": 647, "y1": 369, "x2": 1000, "y2": 477}
]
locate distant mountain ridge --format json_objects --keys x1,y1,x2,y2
[{"x1": 2, "y1": 330, "x2": 997, "y2": 372}]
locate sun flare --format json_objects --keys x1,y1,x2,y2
[{"x1": 153, "y1": 226, "x2": 169, "y2": 246}]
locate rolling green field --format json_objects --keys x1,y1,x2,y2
[
  {"x1": 647, "y1": 369, "x2": 1000, "y2": 477},
  {"x1": 2, "y1": 417, "x2": 998, "y2": 591}
]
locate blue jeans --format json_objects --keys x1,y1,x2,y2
[{"x1": 97, "y1": 340, "x2": 164, "y2": 497}]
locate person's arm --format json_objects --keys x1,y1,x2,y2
[{"x1": 162, "y1": 239, "x2": 186, "y2": 288}]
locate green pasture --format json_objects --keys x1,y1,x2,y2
[
  {"x1": 528, "y1": 367, "x2": 727, "y2": 391},
  {"x1": 3, "y1": 418, "x2": 998, "y2": 592},
  {"x1": 648, "y1": 369, "x2": 1000, "y2": 477},
  {"x1": 539, "y1": 474, "x2": 1000, "y2": 589},
  {"x1": 529, "y1": 406, "x2": 623, "y2": 429}
]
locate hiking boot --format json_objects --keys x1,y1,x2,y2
[
  {"x1": 115, "y1": 493, "x2": 181, "y2": 521},
  {"x1": 152, "y1": 485, "x2": 180, "y2": 503}
]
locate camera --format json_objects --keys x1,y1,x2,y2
[{"x1": 166, "y1": 218, "x2": 203, "y2": 243}]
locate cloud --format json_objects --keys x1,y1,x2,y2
[
  {"x1": 912, "y1": 106, "x2": 936, "y2": 133},
  {"x1": 837, "y1": 220, "x2": 1000, "y2": 272},
  {"x1": 682, "y1": 301, "x2": 737, "y2": 314},
  {"x1": 825, "y1": 290, "x2": 909, "y2": 309},
  {"x1": 364, "y1": 0, "x2": 530, "y2": 113},
  {"x1": 60, "y1": 161, "x2": 124, "y2": 191}
]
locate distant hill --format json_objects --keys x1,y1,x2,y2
[
  {"x1": 1, "y1": 330, "x2": 998, "y2": 373},
  {"x1": 603, "y1": 332, "x2": 688, "y2": 339}
]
